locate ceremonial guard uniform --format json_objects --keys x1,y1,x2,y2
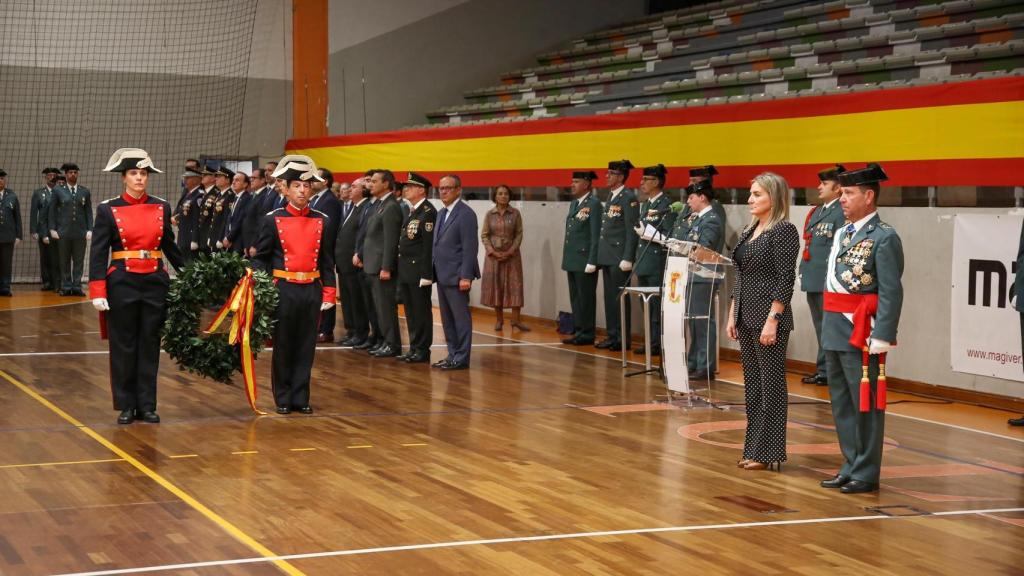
[
  {"x1": 208, "y1": 167, "x2": 237, "y2": 251},
  {"x1": 634, "y1": 164, "x2": 677, "y2": 354},
  {"x1": 396, "y1": 172, "x2": 437, "y2": 363},
  {"x1": 174, "y1": 169, "x2": 204, "y2": 263},
  {"x1": 194, "y1": 173, "x2": 223, "y2": 254},
  {"x1": 682, "y1": 180, "x2": 725, "y2": 378},
  {"x1": 595, "y1": 160, "x2": 639, "y2": 351},
  {"x1": 253, "y1": 156, "x2": 336, "y2": 414},
  {"x1": 89, "y1": 149, "x2": 184, "y2": 424},
  {"x1": 49, "y1": 163, "x2": 92, "y2": 295},
  {"x1": 821, "y1": 163, "x2": 903, "y2": 494},
  {"x1": 799, "y1": 165, "x2": 848, "y2": 385},
  {"x1": 31, "y1": 168, "x2": 61, "y2": 290},
  {"x1": 0, "y1": 170, "x2": 22, "y2": 296},
  {"x1": 561, "y1": 171, "x2": 603, "y2": 345}
]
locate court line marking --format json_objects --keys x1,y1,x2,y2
[
  {"x1": 0, "y1": 337, "x2": 1017, "y2": 443},
  {"x1": 715, "y1": 376, "x2": 1024, "y2": 444},
  {"x1": 53, "y1": 505, "x2": 1024, "y2": 576},
  {"x1": 0, "y1": 457, "x2": 124, "y2": 470},
  {"x1": 0, "y1": 368, "x2": 305, "y2": 576}
]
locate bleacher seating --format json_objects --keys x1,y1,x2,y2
[{"x1": 409, "y1": 0, "x2": 1024, "y2": 129}]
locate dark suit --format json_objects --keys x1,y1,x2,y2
[
  {"x1": 48, "y1": 183, "x2": 92, "y2": 293},
  {"x1": 224, "y1": 190, "x2": 254, "y2": 254},
  {"x1": 398, "y1": 200, "x2": 437, "y2": 357},
  {"x1": 336, "y1": 198, "x2": 370, "y2": 341},
  {"x1": 174, "y1": 186, "x2": 203, "y2": 263},
  {"x1": 311, "y1": 190, "x2": 343, "y2": 339},
  {"x1": 0, "y1": 189, "x2": 22, "y2": 294},
  {"x1": 363, "y1": 194, "x2": 403, "y2": 350},
  {"x1": 355, "y1": 198, "x2": 379, "y2": 344},
  {"x1": 432, "y1": 200, "x2": 480, "y2": 365},
  {"x1": 30, "y1": 186, "x2": 59, "y2": 289}
]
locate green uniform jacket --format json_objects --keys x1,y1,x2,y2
[
  {"x1": 821, "y1": 214, "x2": 904, "y2": 352},
  {"x1": 561, "y1": 192, "x2": 602, "y2": 272},
  {"x1": 634, "y1": 193, "x2": 676, "y2": 277},
  {"x1": 677, "y1": 198, "x2": 726, "y2": 231},
  {"x1": 398, "y1": 200, "x2": 437, "y2": 284},
  {"x1": 48, "y1": 184, "x2": 92, "y2": 239},
  {"x1": 798, "y1": 201, "x2": 846, "y2": 292},
  {"x1": 685, "y1": 208, "x2": 725, "y2": 283},
  {"x1": 0, "y1": 190, "x2": 22, "y2": 242},
  {"x1": 595, "y1": 187, "x2": 640, "y2": 267},
  {"x1": 30, "y1": 186, "x2": 55, "y2": 237}
]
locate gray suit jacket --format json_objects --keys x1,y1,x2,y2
[{"x1": 362, "y1": 194, "x2": 402, "y2": 275}]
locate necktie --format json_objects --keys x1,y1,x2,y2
[
  {"x1": 842, "y1": 223, "x2": 855, "y2": 246},
  {"x1": 438, "y1": 207, "x2": 448, "y2": 233}
]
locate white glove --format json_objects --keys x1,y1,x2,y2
[
  {"x1": 619, "y1": 260, "x2": 632, "y2": 272},
  {"x1": 190, "y1": 241, "x2": 199, "y2": 251},
  {"x1": 584, "y1": 264, "x2": 597, "y2": 274},
  {"x1": 42, "y1": 237, "x2": 50, "y2": 245},
  {"x1": 320, "y1": 301, "x2": 335, "y2": 311},
  {"x1": 86, "y1": 231, "x2": 92, "y2": 241},
  {"x1": 868, "y1": 338, "x2": 895, "y2": 355},
  {"x1": 92, "y1": 298, "x2": 110, "y2": 311},
  {"x1": 419, "y1": 278, "x2": 433, "y2": 287},
  {"x1": 215, "y1": 240, "x2": 223, "y2": 249},
  {"x1": 633, "y1": 224, "x2": 644, "y2": 237},
  {"x1": 50, "y1": 230, "x2": 59, "y2": 240}
]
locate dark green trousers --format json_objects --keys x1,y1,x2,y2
[
  {"x1": 806, "y1": 292, "x2": 827, "y2": 377},
  {"x1": 825, "y1": 350, "x2": 886, "y2": 484},
  {"x1": 601, "y1": 265, "x2": 631, "y2": 344},
  {"x1": 567, "y1": 270, "x2": 598, "y2": 341}
]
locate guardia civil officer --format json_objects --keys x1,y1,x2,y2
[{"x1": 594, "y1": 160, "x2": 639, "y2": 351}]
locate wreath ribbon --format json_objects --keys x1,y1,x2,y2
[{"x1": 204, "y1": 268, "x2": 265, "y2": 414}]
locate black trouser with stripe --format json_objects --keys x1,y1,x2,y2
[
  {"x1": 271, "y1": 280, "x2": 321, "y2": 409},
  {"x1": 106, "y1": 269, "x2": 169, "y2": 412},
  {"x1": 399, "y1": 280, "x2": 433, "y2": 355}
]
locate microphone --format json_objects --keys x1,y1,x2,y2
[{"x1": 649, "y1": 202, "x2": 686, "y2": 217}]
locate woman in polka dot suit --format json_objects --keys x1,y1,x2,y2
[{"x1": 726, "y1": 172, "x2": 800, "y2": 470}]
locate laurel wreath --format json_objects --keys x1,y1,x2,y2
[{"x1": 162, "y1": 251, "x2": 278, "y2": 384}]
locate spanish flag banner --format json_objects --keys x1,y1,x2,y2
[{"x1": 287, "y1": 77, "x2": 1024, "y2": 189}]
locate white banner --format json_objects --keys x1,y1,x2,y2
[
  {"x1": 662, "y1": 255, "x2": 690, "y2": 394},
  {"x1": 950, "y1": 214, "x2": 1023, "y2": 381}
]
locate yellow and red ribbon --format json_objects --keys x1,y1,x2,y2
[{"x1": 204, "y1": 268, "x2": 265, "y2": 415}]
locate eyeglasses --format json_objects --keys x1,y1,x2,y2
[{"x1": 640, "y1": 176, "x2": 658, "y2": 181}]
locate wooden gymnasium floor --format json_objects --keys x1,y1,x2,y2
[{"x1": 1, "y1": 288, "x2": 1022, "y2": 575}]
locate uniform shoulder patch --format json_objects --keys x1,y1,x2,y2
[
  {"x1": 879, "y1": 222, "x2": 893, "y2": 230},
  {"x1": 150, "y1": 195, "x2": 167, "y2": 203},
  {"x1": 100, "y1": 198, "x2": 113, "y2": 204},
  {"x1": 310, "y1": 208, "x2": 328, "y2": 218}
]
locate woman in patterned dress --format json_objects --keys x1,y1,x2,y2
[{"x1": 480, "y1": 184, "x2": 528, "y2": 332}]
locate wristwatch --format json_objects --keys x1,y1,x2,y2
[{"x1": 770, "y1": 311, "x2": 784, "y2": 321}]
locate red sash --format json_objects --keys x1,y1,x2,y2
[
  {"x1": 823, "y1": 291, "x2": 888, "y2": 412},
  {"x1": 801, "y1": 206, "x2": 817, "y2": 262}
]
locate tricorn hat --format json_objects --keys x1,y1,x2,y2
[
  {"x1": 817, "y1": 164, "x2": 847, "y2": 182},
  {"x1": 572, "y1": 170, "x2": 598, "y2": 180},
  {"x1": 689, "y1": 165, "x2": 718, "y2": 178},
  {"x1": 271, "y1": 154, "x2": 324, "y2": 183},
  {"x1": 102, "y1": 149, "x2": 163, "y2": 174},
  {"x1": 838, "y1": 163, "x2": 888, "y2": 187}
]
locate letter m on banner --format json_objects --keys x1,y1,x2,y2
[{"x1": 951, "y1": 214, "x2": 1024, "y2": 381}]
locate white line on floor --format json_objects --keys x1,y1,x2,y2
[{"x1": 54, "y1": 506, "x2": 1024, "y2": 576}]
